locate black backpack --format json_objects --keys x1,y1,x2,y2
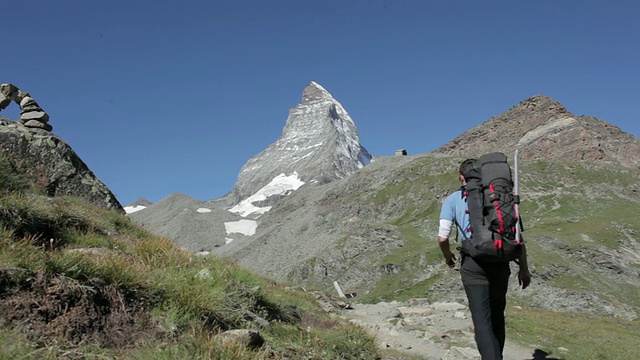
[{"x1": 460, "y1": 152, "x2": 523, "y2": 262}]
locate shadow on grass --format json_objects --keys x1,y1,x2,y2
[{"x1": 530, "y1": 349, "x2": 562, "y2": 360}]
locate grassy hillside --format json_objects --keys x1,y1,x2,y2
[{"x1": 0, "y1": 156, "x2": 379, "y2": 359}]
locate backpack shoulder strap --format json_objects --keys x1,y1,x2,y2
[
  {"x1": 454, "y1": 220, "x2": 470, "y2": 241},
  {"x1": 454, "y1": 187, "x2": 470, "y2": 242}
]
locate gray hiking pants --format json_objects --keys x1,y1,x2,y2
[{"x1": 460, "y1": 254, "x2": 511, "y2": 360}]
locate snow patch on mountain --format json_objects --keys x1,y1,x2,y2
[
  {"x1": 222, "y1": 172, "x2": 305, "y2": 239},
  {"x1": 124, "y1": 205, "x2": 146, "y2": 214},
  {"x1": 229, "y1": 172, "x2": 305, "y2": 217},
  {"x1": 224, "y1": 219, "x2": 258, "y2": 236}
]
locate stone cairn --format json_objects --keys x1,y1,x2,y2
[{"x1": 0, "y1": 83, "x2": 52, "y2": 131}]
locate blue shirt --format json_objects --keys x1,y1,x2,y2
[{"x1": 439, "y1": 189, "x2": 471, "y2": 241}]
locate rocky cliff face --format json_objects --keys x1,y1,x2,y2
[
  {"x1": 228, "y1": 81, "x2": 372, "y2": 204},
  {"x1": 434, "y1": 95, "x2": 640, "y2": 169},
  {"x1": 0, "y1": 116, "x2": 123, "y2": 212}
]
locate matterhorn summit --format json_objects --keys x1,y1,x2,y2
[
  {"x1": 129, "y1": 81, "x2": 372, "y2": 252},
  {"x1": 228, "y1": 81, "x2": 372, "y2": 205}
]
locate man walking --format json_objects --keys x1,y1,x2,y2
[{"x1": 438, "y1": 159, "x2": 531, "y2": 360}]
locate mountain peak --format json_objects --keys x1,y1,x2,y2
[
  {"x1": 434, "y1": 95, "x2": 640, "y2": 169},
  {"x1": 229, "y1": 81, "x2": 371, "y2": 204},
  {"x1": 511, "y1": 94, "x2": 569, "y2": 115},
  {"x1": 301, "y1": 81, "x2": 334, "y2": 104}
]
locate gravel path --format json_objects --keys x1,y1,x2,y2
[{"x1": 341, "y1": 299, "x2": 538, "y2": 360}]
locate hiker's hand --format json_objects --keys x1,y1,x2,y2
[
  {"x1": 445, "y1": 253, "x2": 456, "y2": 268},
  {"x1": 518, "y1": 268, "x2": 531, "y2": 289}
]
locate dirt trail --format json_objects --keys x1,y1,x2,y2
[{"x1": 341, "y1": 299, "x2": 539, "y2": 360}]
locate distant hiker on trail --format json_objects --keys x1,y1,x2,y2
[{"x1": 438, "y1": 157, "x2": 531, "y2": 360}]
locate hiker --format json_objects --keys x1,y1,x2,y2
[{"x1": 438, "y1": 158, "x2": 531, "y2": 360}]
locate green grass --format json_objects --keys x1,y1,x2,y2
[
  {"x1": 359, "y1": 223, "x2": 443, "y2": 303},
  {"x1": 0, "y1": 155, "x2": 30, "y2": 193},
  {"x1": 547, "y1": 273, "x2": 592, "y2": 291},
  {"x1": 508, "y1": 306, "x2": 640, "y2": 360},
  {"x1": 0, "y1": 330, "x2": 39, "y2": 359}
]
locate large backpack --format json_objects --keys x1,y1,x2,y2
[{"x1": 461, "y1": 152, "x2": 522, "y2": 262}]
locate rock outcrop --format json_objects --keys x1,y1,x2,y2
[
  {"x1": 434, "y1": 95, "x2": 640, "y2": 169},
  {"x1": 0, "y1": 116, "x2": 123, "y2": 212}
]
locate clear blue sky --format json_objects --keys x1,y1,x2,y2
[{"x1": 2, "y1": 1, "x2": 639, "y2": 205}]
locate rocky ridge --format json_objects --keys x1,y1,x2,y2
[{"x1": 434, "y1": 95, "x2": 640, "y2": 169}]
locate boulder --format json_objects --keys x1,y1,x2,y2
[{"x1": 0, "y1": 117, "x2": 123, "y2": 212}]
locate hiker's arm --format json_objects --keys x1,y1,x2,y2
[
  {"x1": 517, "y1": 244, "x2": 531, "y2": 289},
  {"x1": 438, "y1": 236, "x2": 456, "y2": 267},
  {"x1": 438, "y1": 219, "x2": 456, "y2": 267}
]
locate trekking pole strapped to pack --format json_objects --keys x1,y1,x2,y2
[{"x1": 514, "y1": 149, "x2": 523, "y2": 243}]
